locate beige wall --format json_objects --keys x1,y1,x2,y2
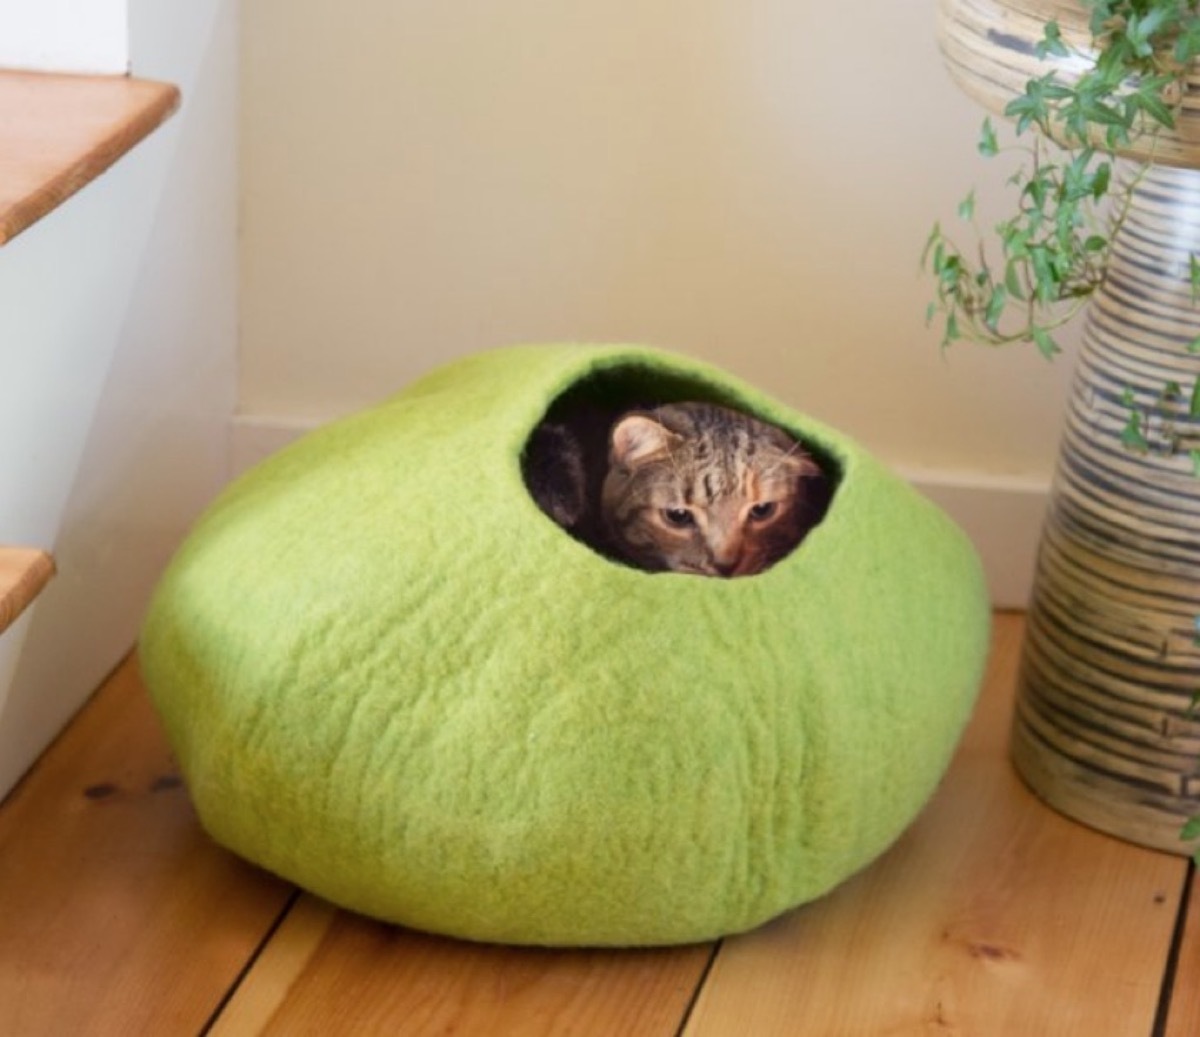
[{"x1": 240, "y1": 0, "x2": 1077, "y2": 477}]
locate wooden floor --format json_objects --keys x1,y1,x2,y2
[{"x1": 2, "y1": 613, "x2": 1199, "y2": 1035}]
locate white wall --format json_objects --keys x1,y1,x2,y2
[
  {"x1": 0, "y1": 0, "x2": 238, "y2": 798},
  {"x1": 239, "y1": 0, "x2": 1077, "y2": 481},
  {"x1": 0, "y1": 0, "x2": 128, "y2": 74}
]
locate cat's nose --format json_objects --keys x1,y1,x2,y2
[{"x1": 711, "y1": 534, "x2": 744, "y2": 576}]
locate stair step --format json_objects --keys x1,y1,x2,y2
[
  {"x1": 0, "y1": 69, "x2": 179, "y2": 245},
  {"x1": 0, "y1": 548, "x2": 55, "y2": 634}
]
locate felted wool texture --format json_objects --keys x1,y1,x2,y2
[{"x1": 140, "y1": 343, "x2": 991, "y2": 947}]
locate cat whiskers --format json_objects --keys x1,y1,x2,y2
[{"x1": 763, "y1": 438, "x2": 822, "y2": 480}]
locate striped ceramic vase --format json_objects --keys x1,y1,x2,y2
[
  {"x1": 1011, "y1": 164, "x2": 1200, "y2": 854},
  {"x1": 938, "y1": 0, "x2": 1200, "y2": 852}
]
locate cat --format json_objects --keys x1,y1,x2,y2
[{"x1": 523, "y1": 401, "x2": 829, "y2": 577}]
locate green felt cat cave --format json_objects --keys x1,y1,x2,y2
[{"x1": 140, "y1": 343, "x2": 990, "y2": 947}]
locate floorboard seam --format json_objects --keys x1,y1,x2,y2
[
  {"x1": 673, "y1": 939, "x2": 723, "y2": 1037},
  {"x1": 1152, "y1": 858, "x2": 1195, "y2": 1037},
  {"x1": 197, "y1": 886, "x2": 303, "y2": 1036}
]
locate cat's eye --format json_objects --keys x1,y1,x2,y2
[
  {"x1": 662, "y1": 508, "x2": 696, "y2": 528},
  {"x1": 748, "y1": 502, "x2": 778, "y2": 522}
]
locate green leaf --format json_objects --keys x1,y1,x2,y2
[
  {"x1": 1005, "y1": 261, "x2": 1026, "y2": 300},
  {"x1": 1190, "y1": 449, "x2": 1200, "y2": 477},
  {"x1": 1105, "y1": 123, "x2": 1131, "y2": 150},
  {"x1": 1081, "y1": 96, "x2": 1128, "y2": 128},
  {"x1": 943, "y1": 312, "x2": 961, "y2": 347},
  {"x1": 958, "y1": 190, "x2": 977, "y2": 222},
  {"x1": 1037, "y1": 21, "x2": 1070, "y2": 58},
  {"x1": 1121, "y1": 408, "x2": 1149, "y2": 453},
  {"x1": 1030, "y1": 248, "x2": 1058, "y2": 302},
  {"x1": 1182, "y1": 815, "x2": 1200, "y2": 842},
  {"x1": 1088, "y1": 3, "x2": 1114, "y2": 38},
  {"x1": 978, "y1": 118, "x2": 999, "y2": 158},
  {"x1": 1032, "y1": 328, "x2": 1061, "y2": 360},
  {"x1": 938, "y1": 251, "x2": 963, "y2": 288},
  {"x1": 1025, "y1": 175, "x2": 1049, "y2": 214},
  {"x1": 1134, "y1": 88, "x2": 1176, "y2": 129},
  {"x1": 1176, "y1": 19, "x2": 1200, "y2": 64},
  {"x1": 985, "y1": 286, "x2": 1008, "y2": 331},
  {"x1": 1127, "y1": 7, "x2": 1172, "y2": 58},
  {"x1": 1005, "y1": 76, "x2": 1056, "y2": 136},
  {"x1": 920, "y1": 222, "x2": 942, "y2": 270},
  {"x1": 1190, "y1": 255, "x2": 1200, "y2": 302},
  {"x1": 1004, "y1": 227, "x2": 1032, "y2": 261},
  {"x1": 1189, "y1": 378, "x2": 1200, "y2": 419}
]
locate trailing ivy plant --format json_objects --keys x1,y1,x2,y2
[
  {"x1": 924, "y1": 0, "x2": 1200, "y2": 854},
  {"x1": 923, "y1": 0, "x2": 1200, "y2": 361}
]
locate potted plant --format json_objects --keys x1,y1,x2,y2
[{"x1": 927, "y1": 0, "x2": 1200, "y2": 853}]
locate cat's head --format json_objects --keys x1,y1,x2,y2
[{"x1": 600, "y1": 402, "x2": 824, "y2": 577}]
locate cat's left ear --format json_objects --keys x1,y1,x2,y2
[{"x1": 610, "y1": 415, "x2": 678, "y2": 469}]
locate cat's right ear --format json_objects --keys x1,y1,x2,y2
[{"x1": 610, "y1": 415, "x2": 677, "y2": 469}]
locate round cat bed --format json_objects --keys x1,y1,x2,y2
[{"x1": 140, "y1": 343, "x2": 990, "y2": 947}]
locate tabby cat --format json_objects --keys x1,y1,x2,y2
[{"x1": 523, "y1": 401, "x2": 829, "y2": 577}]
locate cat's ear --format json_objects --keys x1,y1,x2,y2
[
  {"x1": 792, "y1": 452, "x2": 823, "y2": 480},
  {"x1": 610, "y1": 415, "x2": 678, "y2": 469},
  {"x1": 772, "y1": 446, "x2": 823, "y2": 482}
]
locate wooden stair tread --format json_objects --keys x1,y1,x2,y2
[
  {"x1": 0, "y1": 70, "x2": 180, "y2": 245},
  {"x1": 0, "y1": 547, "x2": 54, "y2": 634}
]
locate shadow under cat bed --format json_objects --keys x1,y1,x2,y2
[{"x1": 140, "y1": 343, "x2": 990, "y2": 947}]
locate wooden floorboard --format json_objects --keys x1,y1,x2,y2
[
  {"x1": 208, "y1": 894, "x2": 713, "y2": 1036},
  {"x1": 2, "y1": 613, "x2": 1196, "y2": 1035},
  {"x1": 0, "y1": 657, "x2": 294, "y2": 1037},
  {"x1": 1164, "y1": 865, "x2": 1200, "y2": 1037}
]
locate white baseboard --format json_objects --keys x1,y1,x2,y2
[
  {"x1": 229, "y1": 415, "x2": 316, "y2": 478},
  {"x1": 230, "y1": 416, "x2": 1048, "y2": 609}
]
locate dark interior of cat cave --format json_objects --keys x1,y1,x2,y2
[{"x1": 519, "y1": 362, "x2": 840, "y2": 574}]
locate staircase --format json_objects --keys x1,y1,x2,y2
[
  {"x1": 0, "y1": 67, "x2": 178, "y2": 632},
  {"x1": 0, "y1": 66, "x2": 185, "y2": 796}
]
